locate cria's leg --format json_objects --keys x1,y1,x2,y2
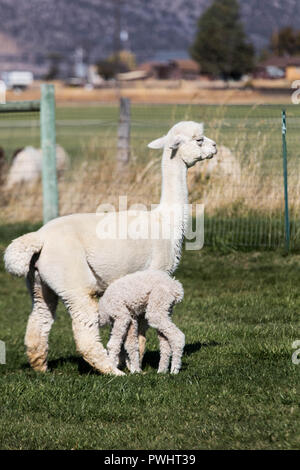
[
  {"x1": 65, "y1": 293, "x2": 124, "y2": 376},
  {"x1": 123, "y1": 317, "x2": 148, "y2": 370},
  {"x1": 168, "y1": 326, "x2": 185, "y2": 374},
  {"x1": 145, "y1": 288, "x2": 185, "y2": 374},
  {"x1": 118, "y1": 321, "x2": 135, "y2": 370},
  {"x1": 148, "y1": 316, "x2": 185, "y2": 374},
  {"x1": 124, "y1": 319, "x2": 141, "y2": 373},
  {"x1": 157, "y1": 331, "x2": 172, "y2": 373},
  {"x1": 25, "y1": 269, "x2": 58, "y2": 372},
  {"x1": 107, "y1": 312, "x2": 132, "y2": 368}
]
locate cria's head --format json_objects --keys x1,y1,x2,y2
[{"x1": 148, "y1": 121, "x2": 217, "y2": 168}]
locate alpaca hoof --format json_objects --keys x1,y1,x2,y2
[
  {"x1": 27, "y1": 351, "x2": 48, "y2": 372},
  {"x1": 31, "y1": 363, "x2": 48, "y2": 373},
  {"x1": 113, "y1": 368, "x2": 126, "y2": 376},
  {"x1": 157, "y1": 369, "x2": 168, "y2": 374}
]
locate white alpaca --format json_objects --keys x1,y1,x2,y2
[
  {"x1": 188, "y1": 123, "x2": 240, "y2": 181},
  {"x1": 4, "y1": 121, "x2": 217, "y2": 375},
  {"x1": 99, "y1": 270, "x2": 185, "y2": 374},
  {"x1": 198, "y1": 145, "x2": 241, "y2": 181},
  {"x1": 5, "y1": 144, "x2": 69, "y2": 189}
]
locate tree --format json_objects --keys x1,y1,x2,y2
[
  {"x1": 190, "y1": 0, "x2": 255, "y2": 80},
  {"x1": 97, "y1": 50, "x2": 137, "y2": 80},
  {"x1": 271, "y1": 27, "x2": 300, "y2": 56},
  {"x1": 97, "y1": 60, "x2": 119, "y2": 80},
  {"x1": 115, "y1": 50, "x2": 137, "y2": 71}
]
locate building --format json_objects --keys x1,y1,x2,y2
[
  {"x1": 285, "y1": 58, "x2": 300, "y2": 81},
  {"x1": 255, "y1": 56, "x2": 300, "y2": 80},
  {"x1": 139, "y1": 59, "x2": 200, "y2": 80}
]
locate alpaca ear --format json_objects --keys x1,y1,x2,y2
[
  {"x1": 199, "y1": 122, "x2": 204, "y2": 134},
  {"x1": 170, "y1": 134, "x2": 185, "y2": 150},
  {"x1": 148, "y1": 136, "x2": 166, "y2": 149}
]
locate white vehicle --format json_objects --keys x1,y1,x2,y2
[
  {"x1": 0, "y1": 80, "x2": 6, "y2": 103},
  {"x1": 1, "y1": 71, "x2": 33, "y2": 90}
]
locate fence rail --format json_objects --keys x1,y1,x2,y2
[
  {"x1": 0, "y1": 101, "x2": 40, "y2": 113},
  {"x1": 0, "y1": 99, "x2": 299, "y2": 250}
]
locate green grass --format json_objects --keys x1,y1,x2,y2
[
  {"x1": 0, "y1": 222, "x2": 299, "y2": 450},
  {"x1": 1, "y1": 103, "x2": 300, "y2": 162}
]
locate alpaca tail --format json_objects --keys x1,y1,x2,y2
[{"x1": 4, "y1": 232, "x2": 43, "y2": 277}]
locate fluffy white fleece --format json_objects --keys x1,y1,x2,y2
[
  {"x1": 5, "y1": 144, "x2": 69, "y2": 189},
  {"x1": 99, "y1": 270, "x2": 185, "y2": 374},
  {"x1": 4, "y1": 121, "x2": 216, "y2": 375}
]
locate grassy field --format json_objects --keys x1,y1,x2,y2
[
  {"x1": 0, "y1": 222, "x2": 299, "y2": 450},
  {"x1": 2, "y1": 103, "x2": 299, "y2": 160},
  {"x1": 1, "y1": 103, "x2": 300, "y2": 248},
  {"x1": 0, "y1": 104, "x2": 299, "y2": 448}
]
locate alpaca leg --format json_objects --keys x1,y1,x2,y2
[
  {"x1": 145, "y1": 288, "x2": 184, "y2": 374},
  {"x1": 168, "y1": 326, "x2": 185, "y2": 374},
  {"x1": 149, "y1": 316, "x2": 185, "y2": 374},
  {"x1": 157, "y1": 331, "x2": 172, "y2": 373},
  {"x1": 161, "y1": 321, "x2": 185, "y2": 374},
  {"x1": 118, "y1": 321, "x2": 136, "y2": 370},
  {"x1": 107, "y1": 313, "x2": 132, "y2": 368},
  {"x1": 145, "y1": 292, "x2": 185, "y2": 375},
  {"x1": 124, "y1": 319, "x2": 141, "y2": 373},
  {"x1": 25, "y1": 269, "x2": 58, "y2": 372},
  {"x1": 66, "y1": 293, "x2": 124, "y2": 376},
  {"x1": 37, "y1": 244, "x2": 124, "y2": 376},
  {"x1": 124, "y1": 318, "x2": 148, "y2": 369}
]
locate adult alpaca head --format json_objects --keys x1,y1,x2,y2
[{"x1": 148, "y1": 121, "x2": 217, "y2": 168}]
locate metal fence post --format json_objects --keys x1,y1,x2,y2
[
  {"x1": 117, "y1": 97, "x2": 131, "y2": 165},
  {"x1": 40, "y1": 84, "x2": 58, "y2": 224},
  {"x1": 282, "y1": 109, "x2": 290, "y2": 252}
]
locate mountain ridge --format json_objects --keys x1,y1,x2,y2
[{"x1": 0, "y1": 0, "x2": 299, "y2": 67}]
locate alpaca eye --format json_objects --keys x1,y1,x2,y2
[{"x1": 196, "y1": 138, "x2": 204, "y2": 145}]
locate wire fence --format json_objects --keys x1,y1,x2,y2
[{"x1": 0, "y1": 102, "x2": 299, "y2": 250}]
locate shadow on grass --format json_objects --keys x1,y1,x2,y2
[
  {"x1": 142, "y1": 340, "x2": 220, "y2": 370},
  {"x1": 34, "y1": 341, "x2": 221, "y2": 375},
  {"x1": 20, "y1": 356, "x2": 96, "y2": 375},
  {"x1": 48, "y1": 356, "x2": 96, "y2": 374}
]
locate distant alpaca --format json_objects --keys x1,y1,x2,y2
[
  {"x1": 197, "y1": 145, "x2": 241, "y2": 181},
  {"x1": 0, "y1": 147, "x2": 6, "y2": 185},
  {"x1": 5, "y1": 144, "x2": 69, "y2": 189},
  {"x1": 191, "y1": 123, "x2": 240, "y2": 181},
  {"x1": 99, "y1": 270, "x2": 185, "y2": 374}
]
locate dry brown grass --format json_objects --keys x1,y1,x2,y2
[
  {"x1": 1, "y1": 131, "x2": 299, "y2": 225},
  {"x1": 6, "y1": 80, "x2": 293, "y2": 105},
  {"x1": 1, "y1": 100, "x2": 299, "y2": 226},
  {"x1": 0, "y1": 141, "x2": 161, "y2": 223}
]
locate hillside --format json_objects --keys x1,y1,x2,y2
[{"x1": 0, "y1": 0, "x2": 299, "y2": 66}]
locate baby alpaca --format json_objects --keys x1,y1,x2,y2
[{"x1": 99, "y1": 270, "x2": 185, "y2": 374}]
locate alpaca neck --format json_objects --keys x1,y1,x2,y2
[
  {"x1": 159, "y1": 148, "x2": 188, "y2": 207},
  {"x1": 157, "y1": 148, "x2": 189, "y2": 273}
]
